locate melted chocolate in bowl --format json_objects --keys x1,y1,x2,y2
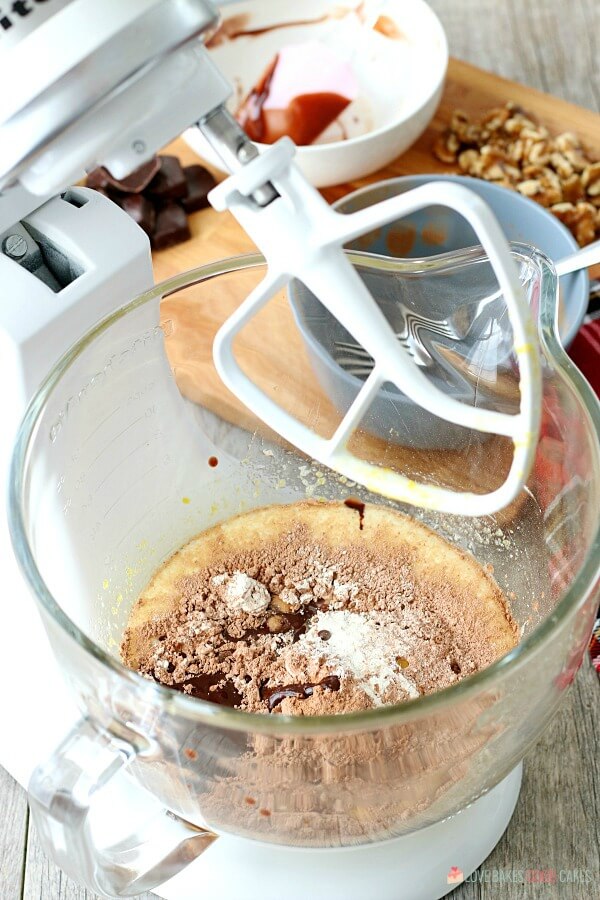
[
  {"x1": 212, "y1": 7, "x2": 403, "y2": 147},
  {"x1": 235, "y1": 50, "x2": 353, "y2": 146}
]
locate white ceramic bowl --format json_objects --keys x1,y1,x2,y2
[{"x1": 185, "y1": 0, "x2": 448, "y2": 187}]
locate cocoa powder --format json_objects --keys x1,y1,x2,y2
[{"x1": 121, "y1": 501, "x2": 517, "y2": 715}]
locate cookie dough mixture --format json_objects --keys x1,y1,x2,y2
[{"x1": 121, "y1": 501, "x2": 518, "y2": 715}]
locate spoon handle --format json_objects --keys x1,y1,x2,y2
[{"x1": 555, "y1": 238, "x2": 600, "y2": 277}]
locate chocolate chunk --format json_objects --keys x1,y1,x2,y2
[
  {"x1": 109, "y1": 158, "x2": 161, "y2": 193},
  {"x1": 116, "y1": 194, "x2": 156, "y2": 238},
  {"x1": 147, "y1": 155, "x2": 187, "y2": 200},
  {"x1": 181, "y1": 165, "x2": 217, "y2": 212},
  {"x1": 86, "y1": 158, "x2": 161, "y2": 194},
  {"x1": 152, "y1": 202, "x2": 191, "y2": 250},
  {"x1": 86, "y1": 167, "x2": 111, "y2": 191},
  {"x1": 86, "y1": 155, "x2": 211, "y2": 251}
]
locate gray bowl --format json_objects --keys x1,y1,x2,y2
[
  {"x1": 289, "y1": 245, "x2": 536, "y2": 450},
  {"x1": 288, "y1": 177, "x2": 573, "y2": 450},
  {"x1": 334, "y1": 175, "x2": 588, "y2": 347}
]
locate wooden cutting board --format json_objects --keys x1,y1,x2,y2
[{"x1": 155, "y1": 58, "x2": 600, "y2": 522}]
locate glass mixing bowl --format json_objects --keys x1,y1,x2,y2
[{"x1": 9, "y1": 246, "x2": 600, "y2": 896}]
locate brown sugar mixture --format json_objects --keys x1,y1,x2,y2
[{"x1": 121, "y1": 501, "x2": 518, "y2": 715}]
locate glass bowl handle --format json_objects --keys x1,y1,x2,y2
[{"x1": 28, "y1": 717, "x2": 217, "y2": 897}]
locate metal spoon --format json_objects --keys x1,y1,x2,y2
[{"x1": 554, "y1": 238, "x2": 600, "y2": 277}]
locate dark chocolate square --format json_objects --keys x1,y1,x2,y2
[
  {"x1": 152, "y1": 202, "x2": 191, "y2": 250},
  {"x1": 86, "y1": 158, "x2": 160, "y2": 194},
  {"x1": 117, "y1": 194, "x2": 157, "y2": 238},
  {"x1": 147, "y1": 155, "x2": 187, "y2": 201},
  {"x1": 181, "y1": 165, "x2": 217, "y2": 213}
]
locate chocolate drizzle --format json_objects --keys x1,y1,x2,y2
[
  {"x1": 261, "y1": 675, "x2": 341, "y2": 711},
  {"x1": 236, "y1": 53, "x2": 279, "y2": 143},
  {"x1": 227, "y1": 602, "x2": 320, "y2": 643},
  {"x1": 171, "y1": 672, "x2": 242, "y2": 707},
  {"x1": 235, "y1": 49, "x2": 353, "y2": 146},
  {"x1": 344, "y1": 497, "x2": 365, "y2": 530},
  {"x1": 207, "y1": 13, "x2": 331, "y2": 46},
  {"x1": 208, "y1": 5, "x2": 404, "y2": 47}
]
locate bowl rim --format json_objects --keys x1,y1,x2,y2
[
  {"x1": 9, "y1": 251, "x2": 600, "y2": 737},
  {"x1": 333, "y1": 174, "x2": 590, "y2": 346},
  {"x1": 207, "y1": 0, "x2": 449, "y2": 153}
]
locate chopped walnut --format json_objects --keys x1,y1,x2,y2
[
  {"x1": 517, "y1": 179, "x2": 543, "y2": 198},
  {"x1": 554, "y1": 132, "x2": 581, "y2": 153},
  {"x1": 433, "y1": 102, "x2": 600, "y2": 245},
  {"x1": 550, "y1": 152, "x2": 574, "y2": 180},
  {"x1": 458, "y1": 148, "x2": 482, "y2": 175},
  {"x1": 433, "y1": 133, "x2": 459, "y2": 165},
  {"x1": 582, "y1": 161, "x2": 600, "y2": 197},
  {"x1": 551, "y1": 201, "x2": 597, "y2": 246},
  {"x1": 561, "y1": 173, "x2": 584, "y2": 203},
  {"x1": 481, "y1": 107, "x2": 511, "y2": 132},
  {"x1": 527, "y1": 140, "x2": 551, "y2": 166},
  {"x1": 573, "y1": 202, "x2": 597, "y2": 245}
]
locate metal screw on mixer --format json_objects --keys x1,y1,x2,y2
[
  {"x1": 237, "y1": 143, "x2": 258, "y2": 165},
  {"x1": 2, "y1": 233, "x2": 28, "y2": 259}
]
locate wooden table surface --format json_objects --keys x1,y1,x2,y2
[{"x1": 2, "y1": 2, "x2": 599, "y2": 898}]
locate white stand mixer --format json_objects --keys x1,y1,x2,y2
[{"x1": 0, "y1": 2, "x2": 538, "y2": 897}]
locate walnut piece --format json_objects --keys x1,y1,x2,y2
[
  {"x1": 433, "y1": 102, "x2": 600, "y2": 246},
  {"x1": 582, "y1": 161, "x2": 600, "y2": 197}
]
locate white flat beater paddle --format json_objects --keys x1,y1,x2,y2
[{"x1": 201, "y1": 125, "x2": 542, "y2": 517}]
